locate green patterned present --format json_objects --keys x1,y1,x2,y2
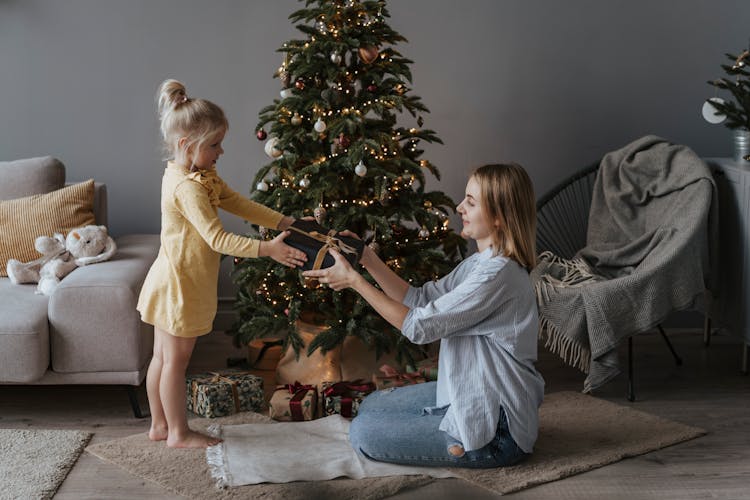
[
  {"x1": 406, "y1": 357, "x2": 439, "y2": 382},
  {"x1": 269, "y1": 382, "x2": 318, "y2": 421},
  {"x1": 321, "y1": 380, "x2": 375, "y2": 418},
  {"x1": 186, "y1": 371, "x2": 264, "y2": 418}
]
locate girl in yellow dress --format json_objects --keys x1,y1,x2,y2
[{"x1": 137, "y1": 79, "x2": 306, "y2": 448}]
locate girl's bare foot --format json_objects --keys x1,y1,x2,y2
[
  {"x1": 148, "y1": 425, "x2": 168, "y2": 441},
  {"x1": 166, "y1": 429, "x2": 222, "y2": 448}
]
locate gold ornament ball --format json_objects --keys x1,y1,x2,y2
[{"x1": 358, "y1": 45, "x2": 379, "y2": 64}]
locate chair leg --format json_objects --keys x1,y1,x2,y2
[
  {"x1": 627, "y1": 336, "x2": 635, "y2": 402},
  {"x1": 703, "y1": 315, "x2": 711, "y2": 347},
  {"x1": 126, "y1": 386, "x2": 149, "y2": 419},
  {"x1": 657, "y1": 325, "x2": 682, "y2": 366}
]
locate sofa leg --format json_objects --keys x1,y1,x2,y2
[{"x1": 126, "y1": 386, "x2": 149, "y2": 419}]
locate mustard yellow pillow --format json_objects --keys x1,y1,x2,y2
[{"x1": 0, "y1": 180, "x2": 96, "y2": 277}]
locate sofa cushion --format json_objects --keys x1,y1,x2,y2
[
  {"x1": 0, "y1": 279, "x2": 50, "y2": 382},
  {"x1": 0, "y1": 156, "x2": 65, "y2": 200},
  {"x1": 0, "y1": 180, "x2": 96, "y2": 277},
  {"x1": 48, "y1": 234, "x2": 159, "y2": 373}
]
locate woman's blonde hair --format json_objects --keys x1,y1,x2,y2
[
  {"x1": 471, "y1": 163, "x2": 537, "y2": 269},
  {"x1": 156, "y1": 79, "x2": 228, "y2": 166}
]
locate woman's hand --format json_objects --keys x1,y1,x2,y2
[
  {"x1": 302, "y1": 249, "x2": 361, "y2": 291},
  {"x1": 259, "y1": 231, "x2": 307, "y2": 268},
  {"x1": 338, "y1": 229, "x2": 375, "y2": 268}
]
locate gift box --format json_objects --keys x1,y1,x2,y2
[
  {"x1": 406, "y1": 357, "x2": 439, "y2": 382},
  {"x1": 247, "y1": 338, "x2": 284, "y2": 370},
  {"x1": 186, "y1": 371, "x2": 264, "y2": 418},
  {"x1": 285, "y1": 219, "x2": 365, "y2": 271},
  {"x1": 372, "y1": 364, "x2": 427, "y2": 390},
  {"x1": 321, "y1": 380, "x2": 376, "y2": 418},
  {"x1": 269, "y1": 381, "x2": 318, "y2": 421}
]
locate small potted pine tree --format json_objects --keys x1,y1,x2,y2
[{"x1": 706, "y1": 44, "x2": 750, "y2": 162}]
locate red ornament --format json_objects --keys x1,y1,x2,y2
[
  {"x1": 338, "y1": 133, "x2": 351, "y2": 149},
  {"x1": 256, "y1": 129, "x2": 267, "y2": 141},
  {"x1": 295, "y1": 79, "x2": 305, "y2": 90},
  {"x1": 367, "y1": 84, "x2": 377, "y2": 92}
]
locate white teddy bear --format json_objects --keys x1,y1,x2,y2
[{"x1": 6, "y1": 225, "x2": 117, "y2": 296}]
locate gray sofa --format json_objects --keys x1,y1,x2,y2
[{"x1": 0, "y1": 156, "x2": 160, "y2": 417}]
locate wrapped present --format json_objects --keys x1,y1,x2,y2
[
  {"x1": 247, "y1": 338, "x2": 284, "y2": 370},
  {"x1": 269, "y1": 381, "x2": 318, "y2": 421},
  {"x1": 321, "y1": 380, "x2": 376, "y2": 418},
  {"x1": 285, "y1": 219, "x2": 365, "y2": 271},
  {"x1": 406, "y1": 357, "x2": 439, "y2": 382},
  {"x1": 186, "y1": 371, "x2": 264, "y2": 418},
  {"x1": 372, "y1": 364, "x2": 427, "y2": 390}
]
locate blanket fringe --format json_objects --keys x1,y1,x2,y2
[
  {"x1": 206, "y1": 424, "x2": 229, "y2": 489},
  {"x1": 538, "y1": 317, "x2": 591, "y2": 373},
  {"x1": 534, "y1": 251, "x2": 595, "y2": 373}
]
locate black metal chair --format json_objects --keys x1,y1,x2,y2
[{"x1": 535, "y1": 161, "x2": 699, "y2": 401}]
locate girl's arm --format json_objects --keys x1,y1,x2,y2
[{"x1": 217, "y1": 178, "x2": 291, "y2": 231}]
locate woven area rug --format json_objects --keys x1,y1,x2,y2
[
  {"x1": 0, "y1": 428, "x2": 92, "y2": 500},
  {"x1": 85, "y1": 391, "x2": 705, "y2": 499}
]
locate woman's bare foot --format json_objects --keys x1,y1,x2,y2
[
  {"x1": 166, "y1": 429, "x2": 222, "y2": 448},
  {"x1": 148, "y1": 425, "x2": 168, "y2": 441}
]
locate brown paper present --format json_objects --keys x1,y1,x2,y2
[
  {"x1": 372, "y1": 364, "x2": 427, "y2": 390},
  {"x1": 269, "y1": 381, "x2": 318, "y2": 421},
  {"x1": 247, "y1": 338, "x2": 284, "y2": 370}
]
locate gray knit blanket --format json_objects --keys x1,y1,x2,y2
[{"x1": 531, "y1": 136, "x2": 717, "y2": 392}]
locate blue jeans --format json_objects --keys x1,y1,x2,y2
[{"x1": 349, "y1": 381, "x2": 528, "y2": 469}]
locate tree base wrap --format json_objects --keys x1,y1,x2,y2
[
  {"x1": 276, "y1": 320, "x2": 404, "y2": 388},
  {"x1": 372, "y1": 364, "x2": 427, "y2": 390},
  {"x1": 285, "y1": 219, "x2": 365, "y2": 271},
  {"x1": 269, "y1": 382, "x2": 318, "y2": 421},
  {"x1": 186, "y1": 371, "x2": 264, "y2": 418},
  {"x1": 405, "y1": 357, "x2": 439, "y2": 382},
  {"x1": 247, "y1": 338, "x2": 284, "y2": 370},
  {"x1": 321, "y1": 380, "x2": 376, "y2": 418}
]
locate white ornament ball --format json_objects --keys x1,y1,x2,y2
[
  {"x1": 264, "y1": 137, "x2": 282, "y2": 158},
  {"x1": 418, "y1": 226, "x2": 430, "y2": 239},
  {"x1": 702, "y1": 97, "x2": 727, "y2": 124},
  {"x1": 299, "y1": 177, "x2": 311, "y2": 188},
  {"x1": 355, "y1": 160, "x2": 367, "y2": 177},
  {"x1": 330, "y1": 52, "x2": 342, "y2": 64},
  {"x1": 256, "y1": 180, "x2": 269, "y2": 192},
  {"x1": 314, "y1": 118, "x2": 327, "y2": 133},
  {"x1": 279, "y1": 88, "x2": 294, "y2": 99}
]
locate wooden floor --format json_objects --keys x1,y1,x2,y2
[{"x1": 2, "y1": 329, "x2": 749, "y2": 499}]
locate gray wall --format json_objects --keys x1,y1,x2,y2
[{"x1": 1, "y1": 0, "x2": 748, "y2": 299}]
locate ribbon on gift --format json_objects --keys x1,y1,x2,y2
[
  {"x1": 323, "y1": 380, "x2": 375, "y2": 418},
  {"x1": 375, "y1": 364, "x2": 426, "y2": 387},
  {"x1": 288, "y1": 226, "x2": 358, "y2": 270},
  {"x1": 282, "y1": 381, "x2": 316, "y2": 421}
]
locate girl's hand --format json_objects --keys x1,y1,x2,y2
[
  {"x1": 302, "y1": 249, "x2": 359, "y2": 290},
  {"x1": 260, "y1": 231, "x2": 307, "y2": 268}
]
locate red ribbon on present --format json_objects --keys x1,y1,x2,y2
[
  {"x1": 323, "y1": 380, "x2": 375, "y2": 418},
  {"x1": 284, "y1": 381, "x2": 315, "y2": 421}
]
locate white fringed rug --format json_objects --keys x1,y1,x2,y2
[{"x1": 0, "y1": 428, "x2": 92, "y2": 500}]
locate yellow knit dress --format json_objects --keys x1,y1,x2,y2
[{"x1": 137, "y1": 161, "x2": 283, "y2": 337}]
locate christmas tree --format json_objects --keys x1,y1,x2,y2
[
  {"x1": 229, "y1": 0, "x2": 465, "y2": 362},
  {"x1": 707, "y1": 46, "x2": 750, "y2": 130}
]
